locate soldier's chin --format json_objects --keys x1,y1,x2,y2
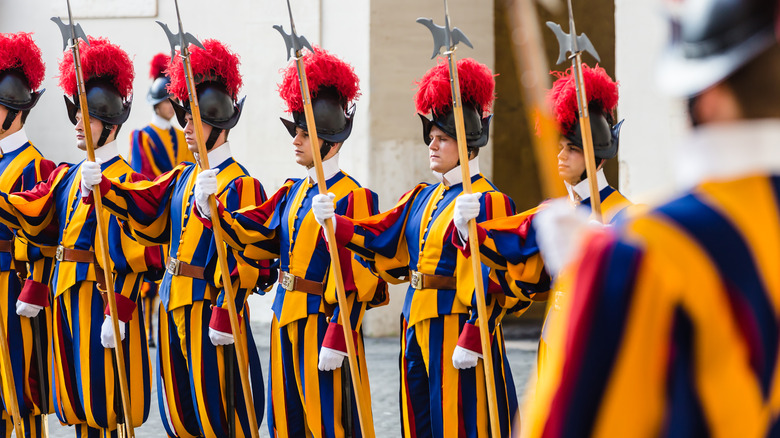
[{"x1": 76, "y1": 141, "x2": 87, "y2": 151}]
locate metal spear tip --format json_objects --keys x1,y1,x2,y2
[
  {"x1": 51, "y1": 16, "x2": 89, "y2": 51},
  {"x1": 156, "y1": 21, "x2": 205, "y2": 61},
  {"x1": 273, "y1": 25, "x2": 313, "y2": 61},
  {"x1": 546, "y1": 21, "x2": 600, "y2": 65},
  {"x1": 417, "y1": 17, "x2": 473, "y2": 59}
]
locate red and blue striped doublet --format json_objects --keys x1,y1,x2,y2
[
  {"x1": 205, "y1": 168, "x2": 386, "y2": 438},
  {"x1": 0, "y1": 154, "x2": 156, "y2": 437},
  {"x1": 95, "y1": 155, "x2": 270, "y2": 438},
  {"x1": 331, "y1": 172, "x2": 518, "y2": 438},
  {"x1": 526, "y1": 174, "x2": 780, "y2": 437},
  {"x1": 0, "y1": 134, "x2": 55, "y2": 438}
]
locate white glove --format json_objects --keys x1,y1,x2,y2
[
  {"x1": 100, "y1": 316, "x2": 126, "y2": 349},
  {"x1": 452, "y1": 345, "x2": 482, "y2": 370},
  {"x1": 454, "y1": 192, "x2": 482, "y2": 242},
  {"x1": 208, "y1": 327, "x2": 234, "y2": 346},
  {"x1": 80, "y1": 158, "x2": 103, "y2": 197},
  {"x1": 195, "y1": 168, "x2": 219, "y2": 217},
  {"x1": 15, "y1": 301, "x2": 42, "y2": 318},
  {"x1": 318, "y1": 346, "x2": 347, "y2": 371},
  {"x1": 312, "y1": 193, "x2": 337, "y2": 229},
  {"x1": 533, "y1": 198, "x2": 592, "y2": 278}
]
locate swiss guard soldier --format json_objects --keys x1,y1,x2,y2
[
  {"x1": 81, "y1": 38, "x2": 271, "y2": 438},
  {"x1": 0, "y1": 36, "x2": 157, "y2": 437},
  {"x1": 524, "y1": 0, "x2": 780, "y2": 436},
  {"x1": 0, "y1": 31, "x2": 56, "y2": 438},
  {"x1": 193, "y1": 46, "x2": 387, "y2": 438},
  {"x1": 128, "y1": 53, "x2": 192, "y2": 348},
  {"x1": 452, "y1": 64, "x2": 632, "y2": 374},
  {"x1": 129, "y1": 52, "x2": 192, "y2": 178},
  {"x1": 312, "y1": 58, "x2": 519, "y2": 438}
]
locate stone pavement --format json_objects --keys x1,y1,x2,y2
[{"x1": 48, "y1": 294, "x2": 540, "y2": 437}]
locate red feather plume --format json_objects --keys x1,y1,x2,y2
[
  {"x1": 0, "y1": 32, "x2": 45, "y2": 90},
  {"x1": 149, "y1": 53, "x2": 171, "y2": 79},
  {"x1": 278, "y1": 46, "x2": 360, "y2": 113},
  {"x1": 415, "y1": 58, "x2": 495, "y2": 116},
  {"x1": 548, "y1": 64, "x2": 618, "y2": 135},
  {"x1": 58, "y1": 36, "x2": 134, "y2": 99},
  {"x1": 167, "y1": 39, "x2": 242, "y2": 102}
]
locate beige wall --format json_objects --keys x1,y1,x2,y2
[{"x1": 615, "y1": 0, "x2": 688, "y2": 202}]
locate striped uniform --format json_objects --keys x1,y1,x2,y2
[
  {"x1": 204, "y1": 166, "x2": 387, "y2": 438},
  {"x1": 0, "y1": 151, "x2": 156, "y2": 437},
  {"x1": 128, "y1": 122, "x2": 192, "y2": 179},
  {"x1": 330, "y1": 168, "x2": 518, "y2": 438},
  {"x1": 128, "y1": 120, "x2": 192, "y2": 345},
  {"x1": 524, "y1": 138, "x2": 780, "y2": 434},
  {"x1": 0, "y1": 131, "x2": 56, "y2": 438},
  {"x1": 95, "y1": 151, "x2": 271, "y2": 438}
]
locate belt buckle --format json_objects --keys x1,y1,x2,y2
[
  {"x1": 167, "y1": 258, "x2": 181, "y2": 276},
  {"x1": 280, "y1": 272, "x2": 294, "y2": 291},
  {"x1": 55, "y1": 245, "x2": 65, "y2": 262},
  {"x1": 410, "y1": 271, "x2": 422, "y2": 290}
]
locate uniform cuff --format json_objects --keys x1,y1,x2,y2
[
  {"x1": 83, "y1": 176, "x2": 112, "y2": 203},
  {"x1": 209, "y1": 306, "x2": 241, "y2": 334},
  {"x1": 456, "y1": 322, "x2": 492, "y2": 355},
  {"x1": 450, "y1": 222, "x2": 487, "y2": 257},
  {"x1": 18, "y1": 280, "x2": 50, "y2": 308},
  {"x1": 322, "y1": 321, "x2": 358, "y2": 354},
  {"x1": 332, "y1": 216, "x2": 354, "y2": 246},
  {"x1": 104, "y1": 293, "x2": 137, "y2": 323},
  {"x1": 195, "y1": 199, "x2": 225, "y2": 230}
]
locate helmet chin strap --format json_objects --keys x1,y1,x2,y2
[
  {"x1": 97, "y1": 123, "x2": 114, "y2": 147},
  {"x1": 205, "y1": 127, "x2": 222, "y2": 151},
  {"x1": 319, "y1": 141, "x2": 334, "y2": 160},
  {"x1": 1, "y1": 109, "x2": 19, "y2": 133}
]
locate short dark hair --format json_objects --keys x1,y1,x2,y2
[
  {"x1": 20, "y1": 109, "x2": 30, "y2": 125},
  {"x1": 727, "y1": 43, "x2": 780, "y2": 119}
]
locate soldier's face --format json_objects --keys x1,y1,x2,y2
[
  {"x1": 74, "y1": 110, "x2": 108, "y2": 151},
  {"x1": 183, "y1": 113, "x2": 213, "y2": 153},
  {"x1": 428, "y1": 126, "x2": 459, "y2": 174},
  {"x1": 558, "y1": 138, "x2": 585, "y2": 185},
  {"x1": 292, "y1": 127, "x2": 324, "y2": 169},
  {"x1": 155, "y1": 100, "x2": 175, "y2": 121}
]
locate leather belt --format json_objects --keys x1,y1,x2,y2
[
  {"x1": 166, "y1": 257, "x2": 205, "y2": 280},
  {"x1": 279, "y1": 271, "x2": 324, "y2": 295},
  {"x1": 55, "y1": 245, "x2": 97, "y2": 263},
  {"x1": 54, "y1": 245, "x2": 105, "y2": 290},
  {"x1": 409, "y1": 270, "x2": 457, "y2": 290},
  {"x1": 0, "y1": 240, "x2": 12, "y2": 253}
]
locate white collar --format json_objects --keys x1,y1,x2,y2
[
  {"x1": 675, "y1": 119, "x2": 780, "y2": 189},
  {"x1": 196, "y1": 141, "x2": 232, "y2": 168},
  {"x1": 151, "y1": 113, "x2": 172, "y2": 130},
  {"x1": 306, "y1": 153, "x2": 341, "y2": 185},
  {"x1": 565, "y1": 168, "x2": 609, "y2": 202},
  {"x1": 433, "y1": 157, "x2": 481, "y2": 187},
  {"x1": 0, "y1": 128, "x2": 29, "y2": 155},
  {"x1": 94, "y1": 140, "x2": 120, "y2": 163}
]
